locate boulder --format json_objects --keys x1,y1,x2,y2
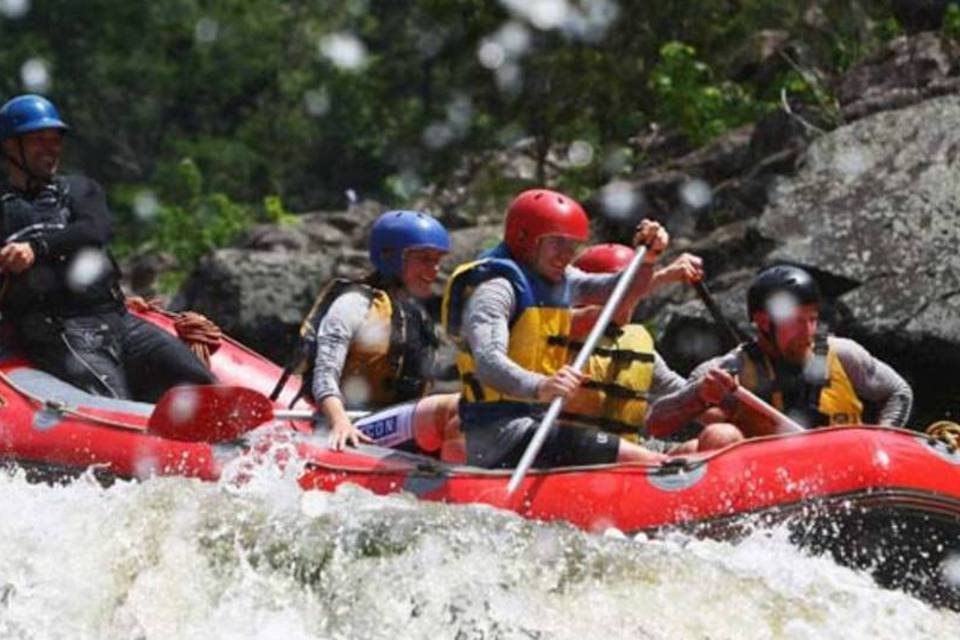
[
  {"x1": 758, "y1": 94, "x2": 960, "y2": 423},
  {"x1": 837, "y1": 32, "x2": 960, "y2": 121},
  {"x1": 175, "y1": 245, "x2": 368, "y2": 363}
]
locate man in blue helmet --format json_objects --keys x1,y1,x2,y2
[
  {"x1": 273, "y1": 210, "x2": 462, "y2": 454},
  {"x1": 0, "y1": 94, "x2": 215, "y2": 401},
  {"x1": 647, "y1": 265, "x2": 913, "y2": 437}
]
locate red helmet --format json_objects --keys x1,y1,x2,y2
[
  {"x1": 573, "y1": 243, "x2": 635, "y2": 273},
  {"x1": 504, "y1": 189, "x2": 589, "y2": 262}
]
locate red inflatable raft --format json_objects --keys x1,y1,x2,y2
[{"x1": 0, "y1": 308, "x2": 957, "y2": 608}]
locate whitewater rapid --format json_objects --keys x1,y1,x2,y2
[{"x1": 0, "y1": 464, "x2": 957, "y2": 640}]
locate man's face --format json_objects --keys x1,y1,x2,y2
[
  {"x1": 399, "y1": 247, "x2": 446, "y2": 299},
  {"x1": 4, "y1": 128, "x2": 63, "y2": 180},
  {"x1": 532, "y1": 235, "x2": 581, "y2": 283},
  {"x1": 754, "y1": 302, "x2": 819, "y2": 365}
]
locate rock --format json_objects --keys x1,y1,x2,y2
[
  {"x1": 120, "y1": 250, "x2": 178, "y2": 299},
  {"x1": 238, "y1": 224, "x2": 309, "y2": 252},
  {"x1": 444, "y1": 224, "x2": 502, "y2": 277},
  {"x1": 310, "y1": 199, "x2": 386, "y2": 242},
  {"x1": 593, "y1": 123, "x2": 790, "y2": 237},
  {"x1": 757, "y1": 94, "x2": 960, "y2": 423},
  {"x1": 174, "y1": 247, "x2": 362, "y2": 363},
  {"x1": 297, "y1": 213, "x2": 350, "y2": 247},
  {"x1": 837, "y1": 32, "x2": 960, "y2": 121}
]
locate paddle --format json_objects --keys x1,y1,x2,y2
[
  {"x1": 730, "y1": 386, "x2": 804, "y2": 435},
  {"x1": 506, "y1": 246, "x2": 649, "y2": 495},
  {"x1": 692, "y1": 279, "x2": 749, "y2": 348},
  {"x1": 692, "y1": 278, "x2": 803, "y2": 435},
  {"x1": 147, "y1": 385, "x2": 365, "y2": 442}
]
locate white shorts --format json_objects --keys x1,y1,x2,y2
[{"x1": 354, "y1": 401, "x2": 417, "y2": 448}]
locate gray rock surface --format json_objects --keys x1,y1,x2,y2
[{"x1": 760, "y1": 94, "x2": 960, "y2": 351}]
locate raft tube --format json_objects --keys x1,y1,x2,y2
[{"x1": 0, "y1": 308, "x2": 956, "y2": 609}]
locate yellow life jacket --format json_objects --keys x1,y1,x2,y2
[
  {"x1": 441, "y1": 243, "x2": 572, "y2": 425},
  {"x1": 271, "y1": 278, "x2": 437, "y2": 408},
  {"x1": 561, "y1": 323, "x2": 656, "y2": 441},
  {"x1": 735, "y1": 335, "x2": 863, "y2": 427}
]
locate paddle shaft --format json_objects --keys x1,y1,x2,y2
[
  {"x1": 274, "y1": 409, "x2": 369, "y2": 421},
  {"x1": 731, "y1": 387, "x2": 804, "y2": 434},
  {"x1": 693, "y1": 280, "x2": 749, "y2": 347},
  {"x1": 692, "y1": 282, "x2": 803, "y2": 434},
  {"x1": 506, "y1": 246, "x2": 649, "y2": 495}
]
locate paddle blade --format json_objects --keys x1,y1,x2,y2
[{"x1": 148, "y1": 385, "x2": 276, "y2": 442}]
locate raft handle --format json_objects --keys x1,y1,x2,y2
[{"x1": 653, "y1": 457, "x2": 701, "y2": 475}]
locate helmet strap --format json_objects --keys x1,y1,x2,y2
[
  {"x1": 754, "y1": 314, "x2": 785, "y2": 361},
  {"x1": 4, "y1": 137, "x2": 48, "y2": 191}
]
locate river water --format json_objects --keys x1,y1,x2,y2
[{"x1": 1, "y1": 460, "x2": 958, "y2": 640}]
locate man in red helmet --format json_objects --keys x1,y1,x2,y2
[
  {"x1": 441, "y1": 189, "x2": 672, "y2": 468},
  {"x1": 563, "y1": 243, "x2": 742, "y2": 453}
]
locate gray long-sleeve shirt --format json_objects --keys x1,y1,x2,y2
[
  {"x1": 461, "y1": 264, "x2": 655, "y2": 399},
  {"x1": 311, "y1": 290, "x2": 373, "y2": 403},
  {"x1": 647, "y1": 336, "x2": 914, "y2": 432}
]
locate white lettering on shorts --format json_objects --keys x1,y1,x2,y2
[{"x1": 354, "y1": 401, "x2": 416, "y2": 448}]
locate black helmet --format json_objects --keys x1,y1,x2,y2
[{"x1": 747, "y1": 265, "x2": 821, "y2": 319}]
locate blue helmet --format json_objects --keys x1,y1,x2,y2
[
  {"x1": 0, "y1": 94, "x2": 69, "y2": 141},
  {"x1": 369, "y1": 210, "x2": 450, "y2": 279}
]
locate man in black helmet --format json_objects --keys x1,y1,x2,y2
[
  {"x1": 646, "y1": 265, "x2": 913, "y2": 438},
  {"x1": 0, "y1": 94, "x2": 215, "y2": 401}
]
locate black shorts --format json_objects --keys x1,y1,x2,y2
[{"x1": 464, "y1": 417, "x2": 620, "y2": 469}]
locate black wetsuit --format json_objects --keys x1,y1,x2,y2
[{"x1": 0, "y1": 174, "x2": 214, "y2": 401}]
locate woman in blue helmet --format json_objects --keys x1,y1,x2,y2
[{"x1": 299, "y1": 210, "x2": 458, "y2": 452}]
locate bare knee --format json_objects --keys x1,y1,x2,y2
[
  {"x1": 697, "y1": 423, "x2": 743, "y2": 451},
  {"x1": 617, "y1": 440, "x2": 668, "y2": 465}
]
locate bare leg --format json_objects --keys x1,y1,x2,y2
[
  {"x1": 696, "y1": 423, "x2": 743, "y2": 451},
  {"x1": 616, "y1": 439, "x2": 669, "y2": 464},
  {"x1": 412, "y1": 393, "x2": 460, "y2": 453}
]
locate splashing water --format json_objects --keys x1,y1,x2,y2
[
  {"x1": 505, "y1": 0, "x2": 570, "y2": 31},
  {"x1": 66, "y1": 248, "x2": 111, "y2": 291},
  {"x1": 304, "y1": 88, "x2": 331, "y2": 117},
  {"x1": 0, "y1": 0, "x2": 29, "y2": 19},
  {"x1": 133, "y1": 190, "x2": 160, "y2": 221},
  {"x1": 766, "y1": 291, "x2": 799, "y2": 323},
  {"x1": 20, "y1": 57, "x2": 50, "y2": 93},
  {"x1": 477, "y1": 40, "x2": 506, "y2": 70},
  {"x1": 318, "y1": 32, "x2": 368, "y2": 72},
  {"x1": 421, "y1": 122, "x2": 454, "y2": 150},
  {"x1": 341, "y1": 376, "x2": 371, "y2": 407},
  {"x1": 599, "y1": 180, "x2": 643, "y2": 222},
  {"x1": 679, "y1": 178, "x2": 713, "y2": 211},
  {"x1": 567, "y1": 140, "x2": 594, "y2": 167},
  {"x1": 194, "y1": 17, "x2": 219, "y2": 45},
  {"x1": 495, "y1": 62, "x2": 523, "y2": 95},
  {"x1": 942, "y1": 553, "x2": 960, "y2": 591},
  {"x1": 0, "y1": 462, "x2": 956, "y2": 640},
  {"x1": 167, "y1": 387, "x2": 200, "y2": 426},
  {"x1": 833, "y1": 147, "x2": 869, "y2": 181},
  {"x1": 803, "y1": 353, "x2": 828, "y2": 385}
]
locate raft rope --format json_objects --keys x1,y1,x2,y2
[
  {"x1": 925, "y1": 420, "x2": 960, "y2": 452},
  {"x1": 126, "y1": 297, "x2": 222, "y2": 367},
  {"x1": 0, "y1": 300, "x2": 224, "y2": 434}
]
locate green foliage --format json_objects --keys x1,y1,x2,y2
[
  {"x1": 0, "y1": 0, "x2": 908, "y2": 286},
  {"x1": 944, "y1": 4, "x2": 960, "y2": 41},
  {"x1": 112, "y1": 158, "x2": 256, "y2": 291},
  {"x1": 649, "y1": 42, "x2": 772, "y2": 146},
  {"x1": 263, "y1": 195, "x2": 298, "y2": 226}
]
